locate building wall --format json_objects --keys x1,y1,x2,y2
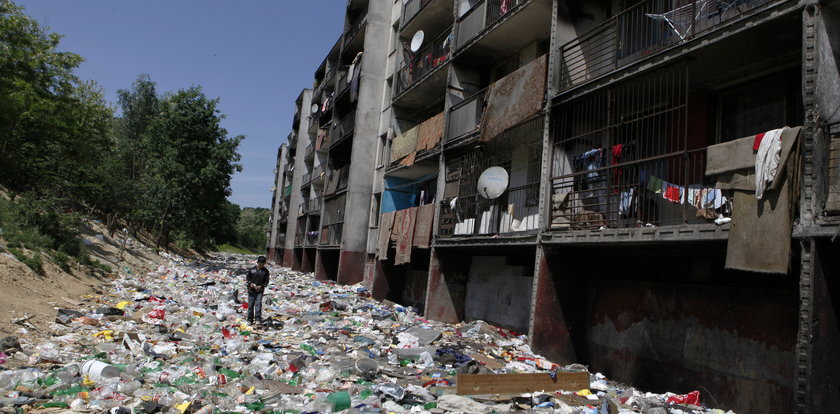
[{"x1": 464, "y1": 255, "x2": 533, "y2": 332}]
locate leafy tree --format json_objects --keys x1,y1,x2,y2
[
  {"x1": 141, "y1": 87, "x2": 243, "y2": 249},
  {"x1": 237, "y1": 207, "x2": 271, "y2": 252}
]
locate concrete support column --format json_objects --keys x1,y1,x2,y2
[
  {"x1": 424, "y1": 248, "x2": 465, "y2": 324},
  {"x1": 528, "y1": 246, "x2": 577, "y2": 364},
  {"x1": 300, "y1": 248, "x2": 315, "y2": 273},
  {"x1": 282, "y1": 248, "x2": 298, "y2": 270}
]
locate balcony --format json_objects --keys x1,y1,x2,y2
[
  {"x1": 305, "y1": 198, "x2": 322, "y2": 215},
  {"x1": 343, "y1": 13, "x2": 367, "y2": 51},
  {"x1": 455, "y1": 0, "x2": 551, "y2": 59},
  {"x1": 445, "y1": 88, "x2": 486, "y2": 143},
  {"x1": 287, "y1": 131, "x2": 297, "y2": 147},
  {"x1": 325, "y1": 165, "x2": 351, "y2": 197},
  {"x1": 305, "y1": 142, "x2": 315, "y2": 160},
  {"x1": 311, "y1": 164, "x2": 326, "y2": 186},
  {"x1": 320, "y1": 195, "x2": 346, "y2": 247},
  {"x1": 394, "y1": 28, "x2": 453, "y2": 98},
  {"x1": 557, "y1": 0, "x2": 777, "y2": 94},
  {"x1": 320, "y1": 223, "x2": 343, "y2": 247},
  {"x1": 330, "y1": 110, "x2": 356, "y2": 149},
  {"x1": 401, "y1": 0, "x2": 433, "y2": 28},
  {"x1": 301, "y1": 172, "x2": 312, "y2": 187},
  {"x1": 439, "y1": 182, "x2": 540, "y2": 237}
]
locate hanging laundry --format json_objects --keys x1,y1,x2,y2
[{"x1": 663, "y1": 185, "x2": 682, "y2": 203}]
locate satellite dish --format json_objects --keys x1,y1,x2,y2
[
  {"x1": 410, "y1": 30, "x2": 425, "y2": 53},
  {"x1": 477, "y1": 167, "x2": 509, "y2": 199},
  {"x1": 310, "y1": 103, "x2": 319, "y2": 114}
]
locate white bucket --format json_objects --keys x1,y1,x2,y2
[{"x1": 81, "y1": 360, "x2": 120, "y2": 379}]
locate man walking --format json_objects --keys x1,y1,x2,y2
[{"x1": 246, "y1": 256, "x2": 270, "y2": 324}]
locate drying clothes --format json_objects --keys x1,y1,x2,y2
[
  {"x1": 755, "y1": 127, "x2": 786, "y2": 199},
  {"x1": 752, "y1": 131, "x2": 766, "y2": 151},
  {"x1": 394, "y1": 207, "x2": 417, "y2": 265},
  {"x1": 646, "y1": 175, "x2": 664, "y2": 194},
  {"x1": 663, "y1": 185, "x2": 682, "y2": 203},
  {"x1": 619, "y1": 188, "x2": 636, "y2": 218},
  {"x1": 611, "y1": 144, "x2": 624, "y2": 189},
  {"x1": 413, "y1": 204, "x2": 435, "y2": 249},
  {"x1": 377, "y1": 211, "x2": 396, "y2": 261}
]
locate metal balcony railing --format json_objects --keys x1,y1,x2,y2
[
  {"x1": 446, "y1": 88, "x2": 487, "y2": 142},
  {"x1": 305, "y1": 198, "x2": 322, "y2": 215},
  {"x1": 331, "y1": 110, "x2": 356, "y2": 148},
  {"x1": 395, "y1": 28, "x2": 452, "y2": 97},
  {"x1": 549, "y1": 149, "x2": 709, "y2": 229},
  {"x1": 456, "y1": 0, "x2": 526, "y2": 50},
  {"x1": 305, "y1": 143, "x2": 315, "y2": 159},
  {"x1": 343, "y1": 14, "x2": 368, "y2": 49},
  {"x1": 401, "y1": 0, "x2": 434, "y2": 28},
  {"x1": 558, "y1": 0, "x2": 775, "y2": 93},
  {"x1": 301, "y1": 172, "x2": 312, "y2": 186},
  {"x1": 320, "y1": 223, "x2": 343, "y2": 246},
  {"x1": 439, "y1": 181, "x2": 540, "y2": 237},
  {"x1": 312, "y1": 164, "x2": 325, "y2": 182}
]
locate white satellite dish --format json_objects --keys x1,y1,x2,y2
[
  {"x1": 410, "y1": 30, "x2": 425, "y2": 53},
  {"x1": 477, "y1": 166, "x2": 509, "y2": 199},
  {"x1": 310, "y1": 103, "x2": 319, "y2": 114}
]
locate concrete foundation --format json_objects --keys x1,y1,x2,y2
[{"x1": 337, "y1": 250, "x2": 366, "y2": 285}]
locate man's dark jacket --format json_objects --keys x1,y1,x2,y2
[{"x1": 246, "y1": 266, "x2": 270, "y2": 293}]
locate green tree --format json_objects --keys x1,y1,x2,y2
[
  {"x1": 141, "y1": 87, "x2": 243, "y2": 249},
  {"x1": 237, "y1": 207, "x2": 270, "y2": 252}
]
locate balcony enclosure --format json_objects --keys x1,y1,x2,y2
[
  {"x1": 439, "y1": 117, "x2": 543, "y2": 237},
  {"x1": 321, "y1": 194, "x2": 346, "y2": 247},
  {"x1": 557, "y1": 0, "x2": 781, "y2": 93},
  {"x1": 454, "y1": 0, "x2": 552, "y2": 60}
]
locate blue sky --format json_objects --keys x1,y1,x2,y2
[{"x1": 18, "y1": 0, "x2": 346, "y2": 208}]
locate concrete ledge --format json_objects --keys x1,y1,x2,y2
[{"x1": 541, "y1": 223, "x2": 730, "y2": 245}]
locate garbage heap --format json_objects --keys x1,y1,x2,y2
[{"x1": 0, "y1": 254, "x2": 735, "y2": 414}]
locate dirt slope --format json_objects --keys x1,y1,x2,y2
[{"x1": 0, "y1": 220, "x2": 167, "y2": 337}]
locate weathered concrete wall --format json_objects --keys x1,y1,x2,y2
[
  {"x1": 808, "y1": 239, "x2": 840, "y2": 412},
  {"x1": 425, "y1": 249, "x2": 468, "y2": 324},
  {"x1": 284, "y1": 91, "x2": 312, "y2": 253},
  {"x1": 465, "y1": 255, "x2": 533, "y2": 332},
  {"x1": 534, "y1": 243, "x2": 798, "y2": 414}
]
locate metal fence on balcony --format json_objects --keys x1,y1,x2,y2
[
  {"x1": 440, "y1": 182, "x2": 540, "y2": 236},
  {"x1": 558, "y1": 0, "x2": 774, "y2": 93},
  {"x1": 311, "y1": 164, "x2": 325, "y2": 183},
  {"x1": 320, "y1": 223, "x2": 343, "y2": 246},
  {"x1": 320, "y1": 194, "x2": 345, "y2": 246},
  {"x1": 456, "y1": 0, "x2": 526, "y2": 50},
  {"x1": 305, "y1": 198, "x2": 322, "y2": 215},
  {"x1": 446, "y1": 89, "x2": 486, "y2": 142},
  {"x1": 395, "y1": 28, "x2": 452, "y2": 97},
  {"x1": 301, "y1": 172, "x2": 312, "y2": 186},
  {"x1": 401, "y1": 0, "x2": 434, "y2": 28},
  {"x1": 331, "y1": 110, "x2": 356, "y2": 148},
  {"x1": 325, "y1": 165, "x2": 351, "y2": 196},
  {"x1": 343, "y1": 14, "x2": 367, "y2": 49}
]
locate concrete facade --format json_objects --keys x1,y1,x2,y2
[
  {"x1": 266, "y1": 143, "x2": 290, "y2": 263},
  {"x1": 267, "y1": 1, "x2": 840, "y2": 412}
]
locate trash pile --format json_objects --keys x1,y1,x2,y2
[{"x1": 0, "y1": 254, "x2": 735, "y2": 413}]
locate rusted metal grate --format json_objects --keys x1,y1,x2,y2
[{"x1": 548, "y1": 63, "x2": 718, "y2": 229}]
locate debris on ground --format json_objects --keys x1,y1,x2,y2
[{"x1": 0, "y1": 253, "x2": 736, "y2": 413}]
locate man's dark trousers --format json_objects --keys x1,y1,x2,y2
[{"x1": 247, "y1": 292, "x2": 264, "y2": 322}]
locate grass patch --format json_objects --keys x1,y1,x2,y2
[
  {"x1": 216, "y1": 243, "x2": 261, "y2": 255},
  {"x1": 52, "y1": 250, "x2": 71, "y2": 272},
  {"x1": 9, "y1": 247, "x2": 44, "y2": 274}
]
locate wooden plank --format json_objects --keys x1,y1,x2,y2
[
  {"x1": 456, "y1": 372, "x2": 589, "y2": 395},
  {"x1": 468, "y1": 353, "x2": 506, "y2": 370}
]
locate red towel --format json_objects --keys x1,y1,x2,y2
[{"x1": 752, "y1": 132, "x2": 766, "y2": 151}]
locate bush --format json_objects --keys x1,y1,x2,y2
[
  {"x1": 9, "y1": 247, "x2": 44, "y2": 274},
  {"x1": 52, "y1": 250, "x2": 71, "y2": 272}
]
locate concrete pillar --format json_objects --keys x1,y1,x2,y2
[
  {"x1": 300, "y1": 248, "x2": 315, "y2": 273},
  {"x1": 283, "y1": 248, "x2": 299, "y2": 270},
  {"x1": 528, "y1": 246, "x2": 577, "y2": 364},
  {"x1": 424, "y1": 248, "x2": 465, "y2": 324},
  {"x1": 336, "y1": 0, "x2": 390, "y2": 284},
  {"x1": 284, "y1": 91, "x2": 313, "y2": 257}
]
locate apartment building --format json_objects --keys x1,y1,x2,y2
[
  {"x1": 266, "y1": 143, "x2": 290, "y2": 263},
  {"x1": 268, "y1": 0, "x2": 840, "y2": 412}
]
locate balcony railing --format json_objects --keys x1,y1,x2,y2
[
  {"x1": 558, "y1": 0, "x2": 774, "y2": 93},
  {"x1": 401, "y1": 0, "x2": 434, "y2": 28},
  {"x1": 439, "y1": 181, "x2": 540, "y2": 237},
  {"x1": 305, "y1": 143, "x2": 315, "y2": 159},
  {"x1": 395, "y1": 28, "x2": 452, "y2": 97},
  {"x1": 305, "y1": 198, "x2": 321, "y2": 215},
  {"x1": 343, "y1": 14, "x2": 368, "y2": 49},
  {"x1": 304, "y1": 230, "x2": 319, "y2": 247},
  {"x1": 331, "y1": 110, "x2": 356, "y2": 148},
  {"x1": 301, "y1": 172, "x2": 312, "y2": 186},
  {"x1": 320, "y1": 223, "x2": 343, "y2": 246},
  {"x1": 312, "y1": 164, "x2": 325, "y2": 183},
  {"x1": 446, "y1": 88, "x2": 487, "y2": 142},
  {"x1": 549, "y1": 148, "x2": 710, "y2": 230},
  {"x1": 456, "y1": 0, "x2": 526, "y2": 50}
]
